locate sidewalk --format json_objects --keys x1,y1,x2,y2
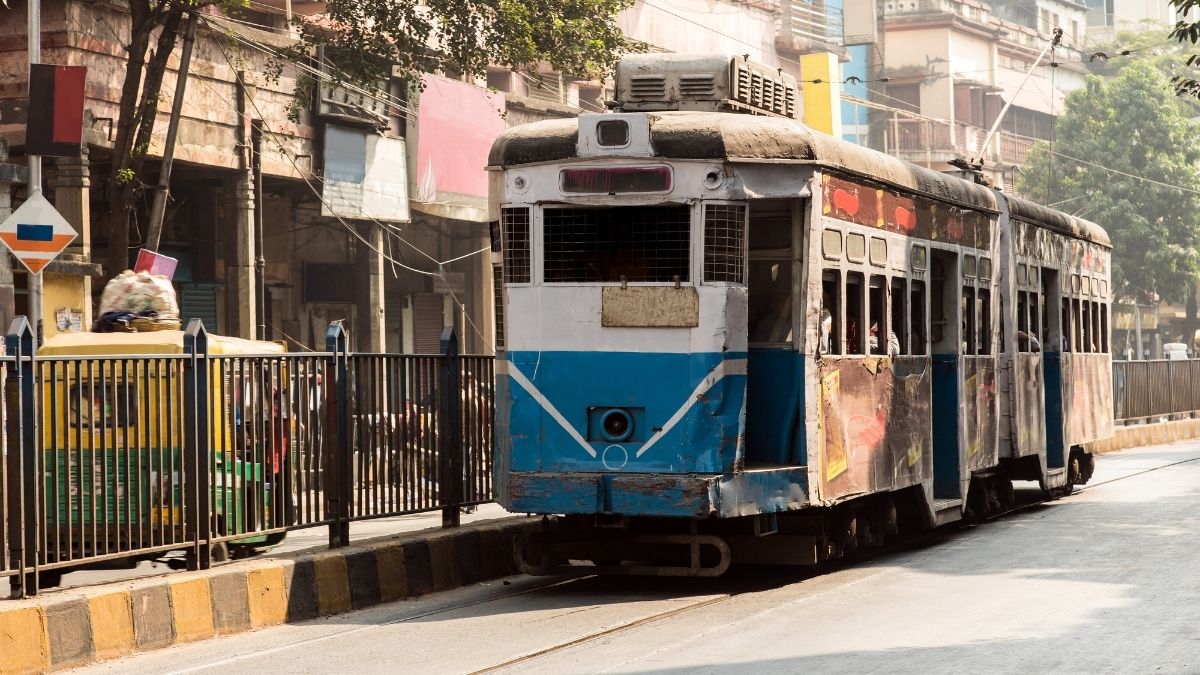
[{"x1": 46, "y1": 503, "x2": 514, "y2": 594}]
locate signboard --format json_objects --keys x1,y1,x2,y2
[
  {"x1": 134, "y1": 249, "x2": 179, "y2": 279},
  {"x1": 27, "y1": 64, "x2": 87, "y2": 158},
  {"x1": 321, "y1": 126, "x2": 410, "y2": 222},
  {"x1": 432, "y1": 271, "x2": 466, "y2": 295},
  {"x1": 0, "y1": 193, "x2": 78, "y2": 274}
]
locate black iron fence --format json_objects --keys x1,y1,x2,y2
[
  {"x1": 1112, "y1": 359, "x2": 1200, "y2": 424},
  {"x1": 2, "y1": 317, "x2": 493, "y2": 597}
]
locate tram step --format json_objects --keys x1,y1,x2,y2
[{"x1": 933, "y1": 498, "x2": 964, "y2": 526}]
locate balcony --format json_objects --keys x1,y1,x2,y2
[
  {"x1": 882, "y1": 118, "x2": 1040, "y2": 167},
  {"x1": 777, "y1": 0, "x2": 845, "y2": 53}
]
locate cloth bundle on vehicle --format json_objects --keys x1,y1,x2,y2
[{"x1": 94, "y1": 270, "x2": 180, "y2": 332}]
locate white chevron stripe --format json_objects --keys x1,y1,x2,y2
[
  {"x1": 507, "y1": 363, "x2": 597, "y2": 458},
  {"x1": 636, "y1": 358, "x2": 746, "y2": 458}
]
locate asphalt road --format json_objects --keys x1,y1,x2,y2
[{"x1": 72, "y1": 442, "x2": 1200, "y2": 674}]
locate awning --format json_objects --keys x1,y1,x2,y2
[{"x1": 992, "y1": 68, "x2": 1066, "y2": 114}]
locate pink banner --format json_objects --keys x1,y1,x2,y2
[{"x1": 416, "y1": 76, "x2": 507, "y2": 203}]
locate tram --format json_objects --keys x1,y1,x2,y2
[{"x1": 488, "y1": 53, "x2": 1113, "y2": 576}]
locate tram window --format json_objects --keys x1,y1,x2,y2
[
  {"x1": 847, "y1": 233, "x2": 867, "y2": 263},
  {"x1": 1101, "y1": 304, "x2": 1110, "y2": 352},
  {"x1": 869, "y1": 276, "x2": 888, "y2": 355},
  {"x1": 821, "y1": 270, "x2": 841, "y2": 355},
  {"x1": 1062, "y1": 299, "x2": 1073, "y2": 352},
  {"x1": 869, "y1": 238, "x2": 887, "y2": 267},
  {"x1": 542, "y1": 206, "x2": 690, "y2": 283},
  {"x1": 1030, "y1": 293, "x2": 1041, "y2": 350},
  {"x1": 822, "y1": 229, "x2": 843, "y2": 260},
  {"x1": 1082, "y1": 276, "x2": 1091, "y2": 296},
  {"x1": 978, "y1": 288, "x2": 991, "y2": 355},
  {"x1": 1017, "y1": 264, "x2": 1027, "y2": 286},
  {"x1": 1082, "y1": 301, "x2": 1093, "y2": 352},
  {"x1": 911, "y1": 245, "x2": 927, "y2": 272},
  {"x1": 1072, "y1": 274, "x2": 1081, "y2": 293},
  {"x1": 963, "y1": 255, "x2": 977, "y2": 279},
  {"x1": 1080, "y1": 299, "x2": 1089, "y2": 353},
  {"x1": 891, "y1": 277, "x2": 907, "y2": 355},
  {"x1": 1017, "y1": 292, "x2": 1029, "y2": 335},
  {"x1": 704, "y1": 204, "x2": 747, "y2": 283},
  {"x1": 979, "y1": 258, "x2": 992, "y2": 281},
  {"x1": 1091, "y1": 301, "x2": 1102, "y2": 352},
  {"x1": 501, "y1": 207, "x2": 531, "y2": 283},
  {"x1": 748, "y1": 260, "x2": 794, "y2": 344},
  {"x1": 962, "y1": 285, "x2": 976, "y2": 355},
  {"x1": 846, "y1": 272, "x2": 865, "y2": 354},
  {"x1": 911, "y1": 281, "x2": 927, "y2": 355}
]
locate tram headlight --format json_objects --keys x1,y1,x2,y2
[{"x1": 600, "y1": 408, "x2": 635, "y2": 443}]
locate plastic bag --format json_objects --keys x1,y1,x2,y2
[{"x1": 98, "y1": 270, "x2": 180, "y2": 321}]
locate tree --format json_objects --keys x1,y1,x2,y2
[
  {"x1": 1017, "y1": 61, "x2": 1200, "y2": 306},
  {"x1": 1168, "y1": 0, "x2": 1200, "y2": 98},
  {"x1": 99, "y1": 0, "x2": 636, "y2": 280}
]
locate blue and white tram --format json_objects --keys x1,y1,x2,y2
[{"x1": 487, "y1": 54, "x2": 1113, "y2": 575}]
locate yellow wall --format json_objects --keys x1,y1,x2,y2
[
  {"x1": 800, "y1": 53, "x2": 843, "y2": 138},
  {"x1": 42, "y1": 272, "x2": 89, "y2": 339}
]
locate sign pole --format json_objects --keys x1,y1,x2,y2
[{"x1": 27, "y1": 0, "x2": 42, "y2": 345}]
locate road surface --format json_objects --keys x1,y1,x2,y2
[{"x1": 72, "y1": 442, "x2": 1200, "y2": 674}]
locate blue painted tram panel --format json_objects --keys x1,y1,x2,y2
[{"x1": 488, "y1": 54, "x2": 1113, "y2": 575}]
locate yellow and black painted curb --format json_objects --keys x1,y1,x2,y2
[{"x1": 0, "y1": 517, "x2": 533, "y2": 674}]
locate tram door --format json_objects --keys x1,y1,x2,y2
[
  {"x1": 929, "y1": 249, "x2": 962, "y2": 499},
  {"x1": 745, "y1": 199, "x2": 802, "y2": 467},
  {"x1": 1041, "y1": 268, "x2": 1067, "y2": 469}
]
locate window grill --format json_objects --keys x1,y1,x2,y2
[
  {"x1": 704, "y1": 204, "x2": 746, "y2": 283},
  {"x1": 502, "y1": 207, "x2": 531, "y2": 283},
  {"x1": 543, "y1": 206, "x2": 690, "y2": 283},
  {"x1": 492, "y1": 264, "x2": 505, "y2": 349}
]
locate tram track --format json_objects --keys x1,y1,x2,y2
[
  {"x1": 466, "y1": 452, "x2": 1200, "y2": 674},
  {"x1": 153, "y1": 450, "x2": 1198, "y2": 675}
]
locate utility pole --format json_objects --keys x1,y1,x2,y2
[
  {"x1": 145, "y1": 11, "x2": 199, "y2": 253},
  {"x1": 27, "y1": 0, "x2": 42, "y2": 344}
]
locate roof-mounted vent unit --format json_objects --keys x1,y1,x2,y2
[{"x1": 614, "y1": 53, "x2": 797, "y2": 119}]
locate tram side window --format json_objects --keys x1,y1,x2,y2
[
  {"x1": 1017, "y1": 291, "x2": 1029, "y2": 340},
  {"x1": 1030, "y1": 292, "x2": 1041, "y2": 351},
  {"x1": 911, "y1": 281, "x2": 927, "y2": 355},
  {"x1": 1062, "y1": 299, "x2": 1072, "y2": 352},
  {"x1": 501, "y1": 207, "x2": 531, "y2": 283},
  {"x1": 846, "y1": 272, "x2": 865, "y2": 355},
  {"x1": 962, "y1": 285, "x2": 976, "y2": 355},
  {"x1": 821, "y1": 270, "x2": 841, "y2": 355},
  {"x1": 1101, "y1": 303, "x2": 1110, "y2": 353},
  {"x1": 869, "y1": 275, "x2": 888, "y2": 355},
  {"x1": 978, "y1": 288, "x2": 991, "y2": 355},
  {"x1": 748, "y1": 260, "x2": 794, "y2": 344},
  {"x1": 1091, "y1": 301, "x2": 1102, "y2": 353},
  {"x1": 1082, "y1": 300, "x2": 1092, "y2": 352},
  {"x1": 891, "y1": 277, "x2": 907, "y2": 355},
  {"x1": 1080, "y1": 299, "x2": 1089, "y2": 353}
]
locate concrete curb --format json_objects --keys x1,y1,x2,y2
[
  {"x1": 0, "y1": 517, "x2": 534, "y2": 674},
  {"x1": 1087, "y1": 418, "x2": 1200, "y2": 455}
]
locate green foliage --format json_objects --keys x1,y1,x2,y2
[
  {"x1": 286, "y1": 0, "x2": 638, "y2": 89},
  {"x1": 1017, "y1": 62, "x2": 1200, "y2": 304},
  {"x1": 1168, "y1": 0, "x2": 1200, "y2": 97}
]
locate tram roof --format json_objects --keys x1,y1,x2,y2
[{"x1": 488, "y1": 111, "x2": 1110, "y2": 248}]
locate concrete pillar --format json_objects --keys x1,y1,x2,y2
[
  {"x1": 0, "y1": 186, "x2": 14, "y2": 331},
  {"x1": 54, "y1": 147, "x2": 92, "y2": 328},
  {"x1": 362, "y1": 224, "x2": 386, "y2": 352},
  {"x1": 230, "y1": 173, "x2": 257, "y2": 339}
]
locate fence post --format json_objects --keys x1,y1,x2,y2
[
  {"x1": 6, "y1": 317, "x2": 37, "y2": 597},
  {"x1": 183, "y1": 320, "x2": 212, "y2": 571},
  {"x1": 325, "y1": 322, "x2": 350, "y2": 548},
  {"x1": 438, "y1": 328, "x2": 462, "y2": 528}
]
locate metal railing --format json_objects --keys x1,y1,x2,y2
[
  {"x1": 3, "y1": 317, "x2": 493, "y2": 597},
  {"x1": 1113, "y1": 359, "x2": 1200, "y2": 424}
]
